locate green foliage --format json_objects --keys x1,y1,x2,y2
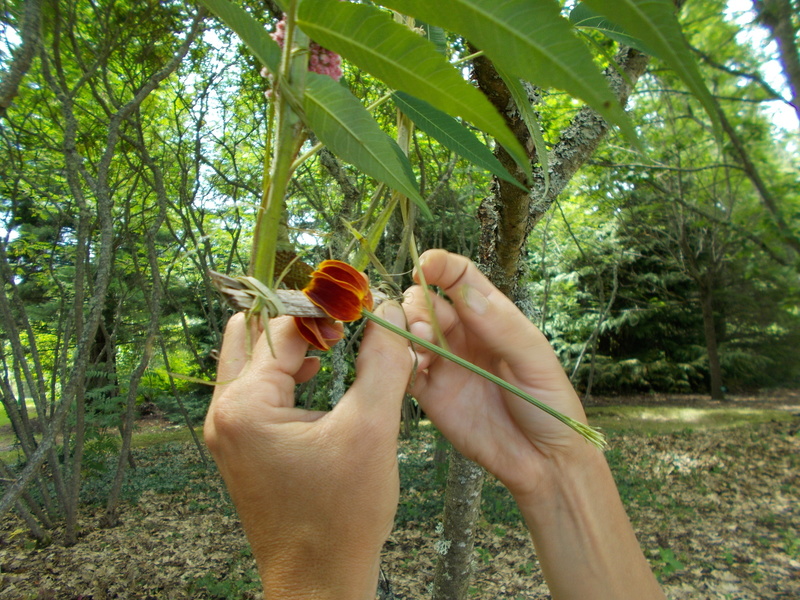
[
  {"x1": 581, "y1": 0, "x2": 721, "y2": 136},
  {"x1": 380, "y1": 0, "x2": 640, "y2": 145},
  {"x1": 391, "y1": 91, "x2": 523, "y2": 189},
  {"x1": 81, "y1": 443, "x2": 224, "y2": 508},
  {"x1": 653, "y1": 547, "x2": 685, "y2": 581},
  {"x1": 304, "y1": 72, "x2": 429, "y2": 215},
  {"x1": 526, "y1": 8, "x2": 800, "y2": 394},
  {"x1": 395, "y1": 426, "x2": 522, "y2": 527},
  {"x1": 189, "y1": 557, "x2": 261, "y2": 600},
  {"x1": 570, "y1": 3, "x2": 656, "y2": 55},
  {"x1": 200, "y1": 0, "x2": 724, "y2": 202},
  {"x1": 80, "y1": 432, "x2": 121, "y2": 479},
  {"x1": 296, "y1": 0, "x2": 529, "y2": 175}
]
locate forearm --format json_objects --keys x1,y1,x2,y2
[{"x1": 517, "y1": 447, "x2": 665, "y2": 600}]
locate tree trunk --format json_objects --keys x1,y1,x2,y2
[
  {"x1": 753, "y1": 0, "x2": 800, "y2": 125},
  {"x1": 0, "y1": 0, "x2": 43, "y2": 118},
  {"x1": 432, "y1": 449, "x2": 485, "y2": 598},
  {"x1": 699, "y1": 283, "x2": 725, "y2": 400}
]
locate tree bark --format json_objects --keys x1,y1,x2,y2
[
  {"x1": 432, "y1": 449, "x2": 485, "y2": 598},
  {"x1": 753, "y1": 0, "x2": 800, "y2": 124},
  {"x1": 0, "y1": 0, "x2": 43, "y2": 118},
  {"x1": 699, "y1": 283, "x2": 725, "y2": 400}
]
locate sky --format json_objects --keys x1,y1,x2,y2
[
  {"x1": 1, "y1": 1, "x2": 795, "y2": 131},
  {"x1": 724, "y1": 0, "x2": 798, "y2": 131}
]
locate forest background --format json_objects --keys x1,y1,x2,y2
[{"x1": 0, "y1": 0, "x2": 798, "y2": 598}]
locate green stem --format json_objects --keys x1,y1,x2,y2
[
  {"x1": 250, "y1": 2, "x2": 308, "y2": 285},
  {"x1": 362, "y1": 309, "x2": 607, "y2": 449}
]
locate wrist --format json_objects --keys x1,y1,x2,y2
[
  {"x1": 513, "y1": 444, "x2": 664, "y2": 599},
  {"x1": 246, "y1": 520, "x2": 384, "y2": 600},
  {"x1": 258, "y1": 546, "x2": 381, "y2": 600},
  {"x1": 513, "y1": 441, "x2": 609, "y2": 514}
]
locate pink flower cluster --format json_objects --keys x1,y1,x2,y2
[{"x1": 270, "y1": 17, "x2": 342, "y2": 81}]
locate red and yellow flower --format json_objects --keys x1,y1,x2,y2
[{"x1": 294, "y1": 260, "x2": 374, "y2": 350}]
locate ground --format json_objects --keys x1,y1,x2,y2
[{"x1": 0, "y1": 391, "x2": 798, "y2": 599}]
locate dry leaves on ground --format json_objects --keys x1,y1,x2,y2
[{"x1": 0, "y1": 405, "x2": 798, "y2": 599}]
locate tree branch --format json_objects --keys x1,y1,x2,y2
[
  {"x1": 0, "y1": 0, "x2": 43, "y2": 118},
  {"x1": 752, "y1": 0, "x2": 800, "y2": 124}
]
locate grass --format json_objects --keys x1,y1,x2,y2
[
  {"x1": 586, "y1": 405, "x2": 795, "y2": 434},
  {"x1": 132, "y1": 425, "x2": 203, "y2": 449},
  {"x1": 0, "y1": 397, "x2": 201, "y2": 462},
  {"x1": 0, "y1": 400, "x2": 37, "y2": 462},
  {"x1": 0, "y1": 399, "x2": 36, "y2": 429}
]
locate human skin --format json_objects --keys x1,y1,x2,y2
[
  {"x1": 206, "y1": 249, "x2": 664, "y2": 599},
  {"x1": 205, "y1": 301, "x2": 413, "y2": 600},
  {"x1": 403, "y1": 249, "x2": 665, "y2": 600}
]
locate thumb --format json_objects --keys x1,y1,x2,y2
[
  {"x1": 338, "y1": 301, "x2": 413, "y2": 421},
  {"x1": 416, "y1": 249, "x2": 566, "y2": 386}
]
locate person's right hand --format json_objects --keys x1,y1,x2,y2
[
  {"x1": 405, "y1": 250, "x2": 666, "y2": 600},
  {"x1": 403, "y1": 250, "x2": 599, "y2": 503}
]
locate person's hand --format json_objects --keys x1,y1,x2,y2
[
  {"x1": 403, "y1": 250, "x2": 596, "y2": 503},
  {"x1": 404, "y1": 251, "x2": 666, "y2": 600},
  {"x1": 204, "y1": 302, "x2": 413, "y2": 600}
]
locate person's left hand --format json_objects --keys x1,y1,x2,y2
[{"x1": 205, "y1": 302, "x2": 413, "y2": 600}]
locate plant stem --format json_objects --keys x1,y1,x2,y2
[
  {"x1": 249, "y1": 3, "x2": 308, "y2": 285},
  {"x1": 362, "y1": 309, "x2": 607, "y2": 449}
]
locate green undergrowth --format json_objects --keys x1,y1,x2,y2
[
  {"x1": 188, "y1": 547, "x2": 261, "y2": 600},
  {"x1": 80, "y1": 441, "x2": 227, "y2": 510},
  {"x1": 8, "y1": 404, "x2": 797, "y2": 535},
  {"x1": 132, "y1": 426, "x2": 203, "y2": 449}
]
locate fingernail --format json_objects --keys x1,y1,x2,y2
[
  {"x1": 413, "y1": 252, "x2": 432, "y2": 283},
  {"x1": 461, "y1": 284, "x2": 488, "y2": 315},
  {"x1": 410, "y1": 321, "x2": 435, "y2": 343},
  {"x1": 378, "y1": 301, "x2": 407, "y2": 329}
]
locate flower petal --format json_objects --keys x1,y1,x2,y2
[
  {"x1": 294, "y1": 316, "x2": 344, "y2": 351},
  {"x1": 304, "y1": 277, "x2": 365, "y2": 321},
  {"x1": 301, "y1": 260, "x2": 373, "y2": 321},
  {"x1": 316, "y1": 260, "x2": 368, "y2": 290}
]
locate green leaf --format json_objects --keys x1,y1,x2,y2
[
  {"x1": 296, "y1": 0, "x2": 530, "y2": 178},
  {"x1": 419, "y1": 22, "x2": 447, "y2": 56},
  {"x1": 570, "y1": 4, "x2": 656, "y2": 56},
  {"x1": 392, "y1": 92, "x2": 525, "y2": 190},
  {"x1": 494, "y1": 72, "x2": 550, "y2": 197},
  {"x1": 303, "y1": 73, "x2": 430, "y2": 218},
  {"x1": 580, "y1": 0, "x2": 721, "y2": 136},
  {"x1": 196, "y1": 0, "x2": 281, "y2": 73},
  {"x1": 379, "y1": 0, "x2": 639, "y2": 146},
  {"x1": 198, "y1": 0, "x2": 429, "y2": 217}
]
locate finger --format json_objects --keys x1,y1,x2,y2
[
  {"x1": 402, "y1": 285, "x2": 458, "y2": 371},
  {"x1": 238, "y1": 316, "x2": 314, "y2": 407},
  {"x1": 295, "y1": 356, "x2": 321, "y2": 384},
  {"x1": 338, "y1": 301, "x2": 413, "y2": 422},
  {"x1": 415, "y1": 250, "x2": 560, "y2": 379},
  {"x1": 249, "y1": 316, "x2": 310, "y2": 374},
  {"x1": 214, "y1": 313, "x2": 251, "y2": 398}
]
